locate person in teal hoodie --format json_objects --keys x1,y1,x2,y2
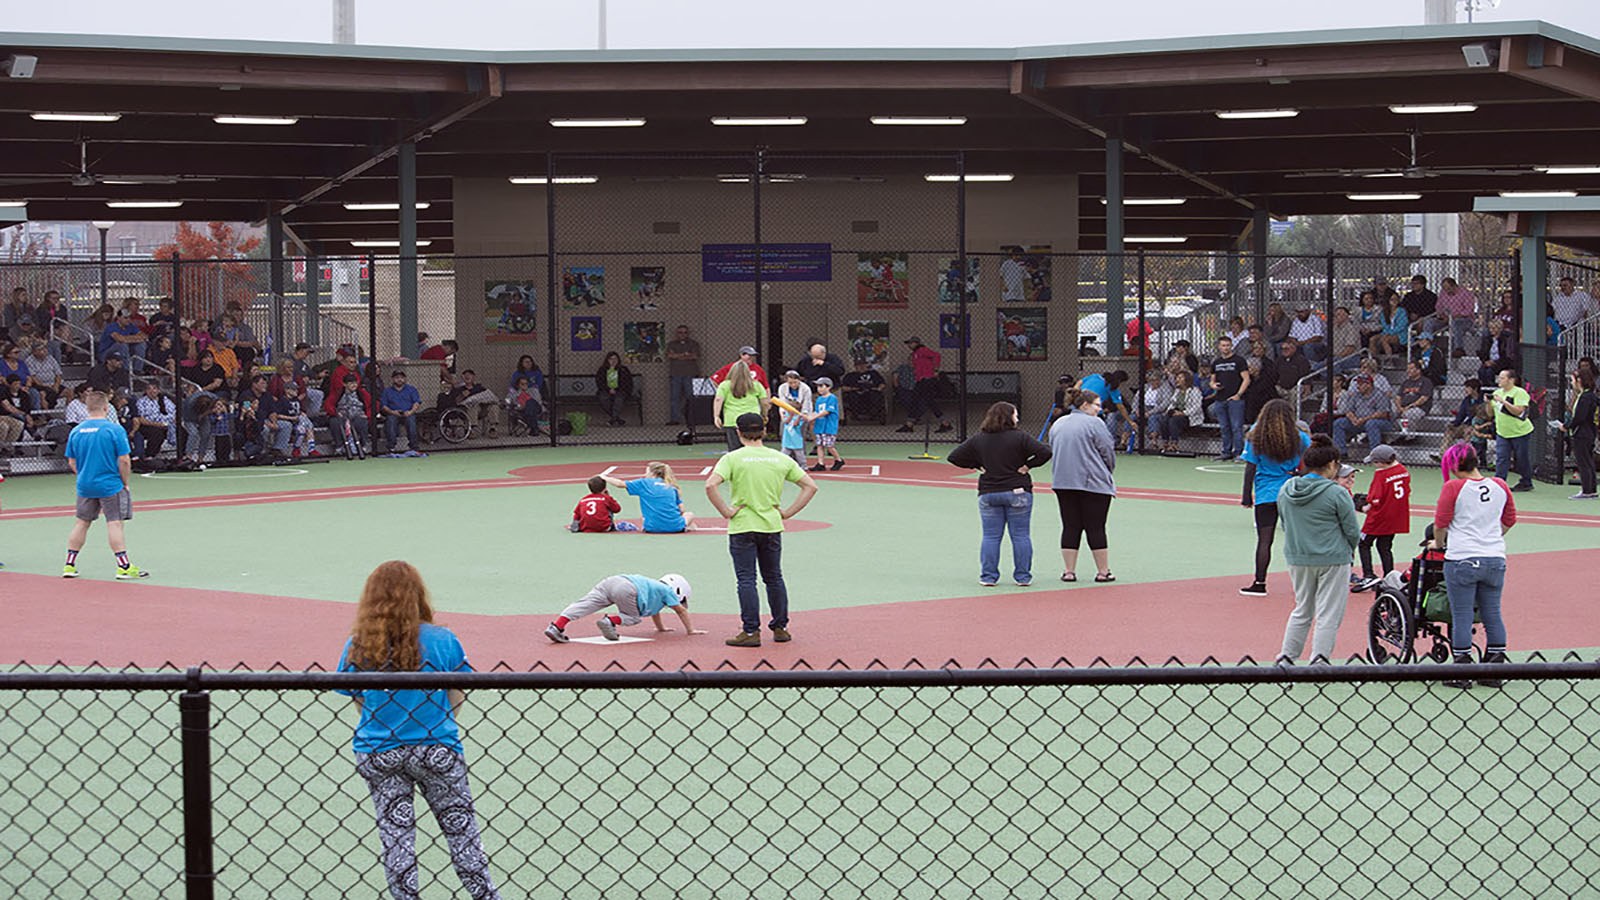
[{"x1": 1275, "y1": 436, "x2": 1361, "y2": 665}]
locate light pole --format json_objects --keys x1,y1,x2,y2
[{"x1": 93, "y1": 220, "x2": 115, "y2": 309}]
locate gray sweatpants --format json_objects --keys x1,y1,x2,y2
[
  {"x1": 355, "y1": 744, "x2": 501, "y2": 900},
  {"x1": 1280, "y1": 563, "x2": 1352, "y2": 661},
  {"x1": 558, "y1": 575, "x2": 643, "y2": 626}
]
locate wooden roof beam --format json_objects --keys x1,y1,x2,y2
[
  {"x1": 1038, "y1": 40, "x2": 1488, "y2": 90},
  {"x1": 1499, "y1": 37, "x2": 1600, "y2": 102}
]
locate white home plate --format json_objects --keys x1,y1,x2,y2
[{"x1": 568, "y1": 635, "x2": 654, "y2": 645}]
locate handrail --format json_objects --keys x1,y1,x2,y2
[
  {"x1": 1557, "y1": 309, "x2": 1600, "y2": 367},
  {"x1": 50, "y1": 315, "x2": 98, "y2": 364}
]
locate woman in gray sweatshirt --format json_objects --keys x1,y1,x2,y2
[
  {"x1": 1276, "y1": 437, "x2": 1362, "y2": 664},
  {"x1": 1047, "y1": 388, "x2": 1118, "y2": 583}
]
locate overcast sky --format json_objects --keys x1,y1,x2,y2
[{"x1": 4, "y1": 0, "x2": 1599, "y2": 50}]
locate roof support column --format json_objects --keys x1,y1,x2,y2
[
  {"x1": 1517, "y1": 213, "x2": 1550, "y2": 473},
  {"x1": 1105, "y1": 136, "x2": 1125, "y2": 355},
  {"x1": 398, "y1": 141, "x2": 419, "y2": 359},
  {"x1": 1224, "y1": 250, "x2": 1241, "y2": 324},
  {"x1": 1252, "y1": 208, "x2": 1270, "y2": 325},
  {"x1": 267, "y1": 213, "x2": 286, "y2": 356},
  {"x1": 305, "y1": 244, "x2": 322, "y2": 346}
]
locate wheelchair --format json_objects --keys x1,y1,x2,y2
[{"x1": 1366, "y1": 528, "x2": 1481, "y2": 664}]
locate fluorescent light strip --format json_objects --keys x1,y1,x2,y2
[
  {"x1": 213, "y1": 115, "x2": 299, "y2": 126},
  {"x1": 350, "y1": 240, "x2": 434, "y2": 248},
  {"x1": 0, "y1": 201, "x2": 27, "y2": 208},
  {"x1": 1123, "y1": 236, "x2": 1189, "y2": 244},
  {"x1": 342, "y1": 202, "x2": 432, "y2": 210},
  {"x1": 548, "y1": 118, "x2": 645, "y2": 128},
  {"x1": 1498, "y1": 190, "x2": 1578, "y2": 198},
  {"x1": 1362, "y1": 172, "x2": 1408, "y2": 178},
  {"x1": 924, "y1": 173, "x2": 1014, "y2": 182},
  {"x1": 1215, "y1": 108, "x2": 1299, "y2": 120},
  {"x1": 31, "y1": 111, "x2": 122, "y2": 122},
  {"x1": 1537, "y1": 165, "x2": 1600, "y2": 175},
  {"x1": 1388, "y1": 103, "x2": 1478, "y2": 114},
  {"x1": 711, "y1": 116, "x2": 807, "y2": 126},
  {"x1": 1100, "y1": 197, "x2": 1187, "y2": 206},
  {"x1": 105, "y1": 200, "x2": 183, "y2": 209},
  {"x1": 1346, "y1": 193, "x2": 1422, "y2": 201},
  {"x1": 508, "y1": 176, "x2": 599, "y2": 185},
  {"x1": 870, "y1": 116, "x2": 967, "y2": 126}
]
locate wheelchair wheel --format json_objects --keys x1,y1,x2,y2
[
  {"x1": 438, "y1": 407, "x2": 471, "y2": 444},
  {"x1": 1367, "y1": 590, "x2": 1415, "y2": 664}
]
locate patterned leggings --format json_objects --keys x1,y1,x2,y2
[{"x1": 355, "y1": 745, "x2": 501, "y2": 900}]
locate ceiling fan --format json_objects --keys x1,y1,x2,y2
[
  {"x1": 1289, "y1": 128, "x2": 1528, "y2": 180},
  {"x1": 0, "y1": 139, "x2": 215, "y2": 188}
]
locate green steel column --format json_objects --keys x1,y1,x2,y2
[
  {"x1": 1105, "y1": 137, "x2": 1125, "y2": 355},
  {"x1": 398, "y1": 142, "x2": 419, "y2": 359},
  {"x1": 1252, "y1": 208, "x2": 1270, "y2": 325},
  {"x1": 305, "y1": 246, "x2": 321, "y2": 346}
]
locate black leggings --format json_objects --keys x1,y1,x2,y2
[
  {"x1": 1055, "y1": 489, "x2": 1113, "y2": 551},
  {"x1": 1576, "y1": 432, "x2": 1597, "y2": 495},
  {"x1": 1252, "y1": 502, "x2": 1279, "y2": 585},
  {"x1": 1358, "y1": 533, "x2": 1395, "y2": 579}
]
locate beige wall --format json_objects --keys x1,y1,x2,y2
[{"x1": 450, "y1": 175, "x2": 1078, "y2": 415}]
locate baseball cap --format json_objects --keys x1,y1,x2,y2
[
  {"x1": 1356, "y1": 374, "x2": 1374, "y2": 385},
  {"x1": 903, "y1": 336, "x2": 924, "y2": 345},
  {"x1": 784, "y1": 369, "x2": 801, "y2": 378},
  {"x1": 815, "y1": 377, "x2": 833, "y2": 387},
  {"x1": 1058, "y1": 374, "x2": 1073, "y2": 383},
  {"x1": 735, "y1": 412, "x2": 765, "y2": 433},
  {"x1": 738, "y1": 345, "x2": 758, "y2": 356},
  {"x1": 1364, "y1": 444, "x2": 1398, "y2": 464},
  {"x1": 1338, "y1": 464, "x2": 1359, "y2": 479},
  {"x1": 105, "y1": 348, "x2": 126, "y2": 360},
  {"x1": 294, "y1": 342, "x2": 312, "y2": 352},
  {"x1": 1418, "y1": 332, "x2": 1434, "y2": 341}
]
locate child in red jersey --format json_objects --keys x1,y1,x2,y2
[
  {"x1": 1352, "y1": 444, "x2": 1410, "y2": 591},
  {"x1": 569, "y1": 475, "x2": 639, "y2": 533}
]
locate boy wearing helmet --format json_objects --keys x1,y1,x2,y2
[{"x1": 544, "y1": 573, "x2": 704, "y2": 643}]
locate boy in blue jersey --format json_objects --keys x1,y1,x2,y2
[
  {"x1": 61, "y1": 389, "x2": 148, "y2": 579},
  {"x1": 544, "y1": 573, "x2": 703, "y2": 643},
  {"x1": 807, "y1": 377, "x2": 844, "y2": 471}
]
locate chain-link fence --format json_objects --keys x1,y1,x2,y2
[{"x1": 2, "y1": 661, "x2": 1599, "y2": 899}]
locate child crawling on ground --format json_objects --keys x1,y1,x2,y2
[
  {"x1": 570, "y1": 475, "x2": 639, "y2": 533},
  {"x1": 544, "y1": 573, "x2": 705, "y2": 643}
]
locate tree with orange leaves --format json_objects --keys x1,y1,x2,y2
[{"x1": 153, "y1": 222, "x2": 263, "y2": 321}]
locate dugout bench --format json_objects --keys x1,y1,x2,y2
[{"x1": 551, "y1": 374, "x2": 645, "y2": 427}]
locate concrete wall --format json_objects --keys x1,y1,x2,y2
[{"x1": 449, "y1": 174, "x2": 1077, "y2": 416}]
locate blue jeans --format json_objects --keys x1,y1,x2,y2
[
  {"x1": 1495, "y1": 433, "x2": 1531, "y2": 485},
  {"x1": 668, "y1": 375, "x2": 694, "y2": 424},
  {"x1": 1215, "y1": 398, "x2": 1245, "y2": 457},
  {"x1": 1332, "y1": 416, "x2": 1390, "y2": 455},
  {"x1": 978, "y1": 490, "x2": 1034, "y2": 585},
  {"x1": 729, "y1": 531, "x2": 788, "y2": 634},
  {"x1": 1444, "y1": 556, "x2": 1506, "y2": 653},
  {"x1": 385, "y1": 413, "x2": 420, "y2": 450}
]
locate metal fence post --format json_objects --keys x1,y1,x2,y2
[
  {"x1": 956, "y1": 150, "x2": 968, "y2": 440},
  {"x1": 1136, "y1": 248, "x2": 1147, "y2": 454},
  {"x1": 179, "y1": 667, "x2": 215, "y2": 900},
  {"x1": 752, "y1": 147, "x2": 764, "y2": 358},
  {"x1": 546, "y1": 150, "x2": 560, "y2": 446},
  {"x1": 365, "y1": 255, "x2": 376, "y2": 361},
  {"x1": 1326, "y1": 251, "x2": 1337, "y2": 426}
]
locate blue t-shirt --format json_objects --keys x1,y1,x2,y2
[
  {"x1": 625, "y1": 575, "x2": 684, "y2": 618},
  {"x1": 1242, "y1": 430, "x2": 1312, "y2": 505},
  {"x1": 1079, "y1": 373, "x2": 1123, "y2": 407},
  {"x1": 812, "y1": 394, "x2": 840, "y2": 435},
  {"x1": 380, "y1": 383, "x2": 421, "y2": 413},
  {"x1": 781, "y1": 418, "x2": 805, "y2": 450},
  {"x1": 336, "y1": 622, "x2": 470, "y2": 755},
  {"x1": 64, "y1": 417, "x2": 130, "y2": 499},
  {"x1": 627, "y1": 477, "x2": 687, "y2": 533}
]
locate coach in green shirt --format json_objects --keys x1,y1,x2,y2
[
  {"x1": 1490, "y1": 368, "x2": 1535, "y2": 492},
  {"x1": 705, "y1": 412, "x2": 819, "y2": 646}
]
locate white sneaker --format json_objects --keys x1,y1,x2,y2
[
  {"x1": 1570, "y1": 492, "x2": 1598, "y2": 500},
  {"x1": 544, "y1": 623, "x2": 568, "y2": 643},
  {"x1": 596, "y1": 617, "x2": 619, "y2": 641}
]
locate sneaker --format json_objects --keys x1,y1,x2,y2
[
  {"x1": 1478, "y1": 649, "x2": 1508, "y2": 688},
  {"x1": 1570, "y1": 492, "x2": 1598, "y2": 500},
  {"x1": 979, "y1": 580, "x2": 998, "y2": 587},
  {"x1": 62, "y1": 564, "x2": 78, "y2": 578},
  {"x1": 595, "y1": 617, "x2": 619, "y2": 641},
  {"x1": 1238, "y1": 582, "x2": 1267, "y2": 597},
  {"x1": 1214, "y1": 454, "x2": 1232, "y2": 462},
  {"x1": 771, "y1": 627, "x2": 792, "y2": 643},
  {"x1": 808, "y1": 463, "x2": 826, "y2": 471},
  {"x1": 1350, "y1": 576, "x2": 1380, "y2": 593},
  {"x1": 894, "y1": 425, "x2": 914, "y2": 433},
  {"x1": 725, "y1": 631, "x2": 761, "y2": 647},
  {"x1": 116, "y1": 566, "x2": 150, "y2": 580},
  {"x1": 1273, "y1": 654, "x2": 1295, "y2": 667},
  {"x1": 1511, "y1": 482, "x2": 1534, "y2": 493},
  {"x1": 1014, "y1": 580, "x2": 1031, "y2": 587},
  {"x1": 935, "y1": 423, "x2": 953, "y2": 433},
  {"x1": 1443, "y1": 652, "x2": 1475, "y2": 689},
  {"x1": 830, "y1": 460, "x2": 845, "y2": 471},
  {"x1": 544, "y1": 623, "x2": 569, "y2": 644}
]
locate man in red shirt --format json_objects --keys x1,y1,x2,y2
[
  {"x1": 420, "y1": 338, "x2": 455, "y2": 362},
  {"x1": 710, "y1": 345, "x2": 769, "y2": 389},
  {"x1": 897, "y1": 336, "x2": 952, "y2": 433},
  {"x1": 321, "y1": 346, "x2": 363, "y2": 417},
  {"x1": 1352, "y1": 444, "x2": 1410, "y2": 591}
]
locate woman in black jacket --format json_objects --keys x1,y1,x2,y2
[
  {"x1": 594, "y1": 351, "x2": 635, "y2": 426},
  {"x1": 1557, "y1": 369, "x2": 1598, "y2": 499},
  {"x1": 948, "y1": 401, "x2": 1053, "y2": 587}
]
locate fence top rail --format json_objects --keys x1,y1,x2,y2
[{"x1": 0, "y1": 660, "x2": 1597, "y2": 692}]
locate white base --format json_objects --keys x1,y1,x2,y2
[{"x1": 568, "y1": 635, "x2": 654, "y2": 645}]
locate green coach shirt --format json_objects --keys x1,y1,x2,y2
[
  {"x1": 1492, "y1": 385, "x2": 1534, "y2": 439},
  {"x1": 713, "y1": 444, "x2": 805, "y2": 534}
]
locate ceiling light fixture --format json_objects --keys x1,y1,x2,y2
[
  {"x1": 1498, "y1": 190, "x2": 1579, "y2": 198},
  {"x1": 0, "y1": 201, "x2": 27, "y2": 208},
  {"x1": 342, "y1": 202, "x2": 432, "y2": 210},
  {"x1": 1215, "y1": 108, "x2": 1299, "y2": 120},
  {"x1": 924, "y1": 173, "x2": 1014, "y2": 182},
  {"x1": 105, "y1": 200, "x2": 183, "y2": 209},
  {"x1": 1388, "y1": 103, "x2": 1478, "y2": 114},
  {"x1": 31, "y1": 111, "x2": 121, "y2": 122},
  {"x1": 1346, "y1": 193, "x2": 1422, "y2": 201},
  {"x1": 548, "y1": 117, "x2": 645, "y2": 128},
  {"x1": 213, "y1": 115, "x2": 300, "y2": 125},
  {"x1": 1101, "y1": 197, "x2": 1187, "y2": 206},
  {"x1": 1123, "y1": 236, "x2": 1189, "y2": 244},
  {"x1": 870, "y1": 116, "x2": 967, "y2": 126},
  {"x1": 711, "y1": 116, "x2": 807, "y2": 126},
  {"x1": 1535, "y1": 166, "x2": 1600, "y2": 175},
  {"x1": 1362, "y1": 172, "x2": 1408, "y2": 178},
  {"x1": 350, "y1": 240, "x2": 434, "y2": 248},
  {"x1": 508, "y1": 176, "x2": 599, "y2": 185}
]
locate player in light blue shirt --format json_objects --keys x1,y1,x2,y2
[
  {"x1": 61, "y1": 389, "x2": 148, "y2": 579},
  {"x1": 603, "y1": 461, "x2": 696, "y2": 533},
  {"x1": 544, "y1": 573, "x2": 703, "y2": 643},
  {"x1": 807, "y1": 377, "x2": 845, "y2": 471}
]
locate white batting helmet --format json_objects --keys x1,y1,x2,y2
[{"x1": 660, "y1": 573, "x2": 692, "y2": 604}]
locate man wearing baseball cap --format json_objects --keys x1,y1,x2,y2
[
  {"x1": 710, "y1": 345, "x2": 769, "y2": 389},
  {"x1": 704, "y1": 411, "x2": 820, "y2": 647},
  {"x1": 897, "y1": 336, "x2": 953, "y2": 434}
]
